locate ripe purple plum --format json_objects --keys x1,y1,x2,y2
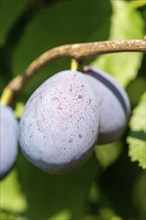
[
  {"x1": 0, "y1": 104, "x2": 18, "y2": 180},
  {"x1": 19, "y1": 70, "x2": 99, "y2": 174},
  {"x1": 84, "y1": 66, "x2": 131, "y2": 144}
]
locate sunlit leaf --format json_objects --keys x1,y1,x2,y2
[
  {"x1": 91, "y1": 0, "x2": 144, "y2": 87},
  {"x1": 0, "y1": 170, "x2": 27, "y2": 212},
  {"x1": 129, "y1": 0, "x2": 146, "y2": 8},
  {"x1": 128, "y1": 137, "x2": 146, "y2": 169},
  {"x1": 127, "y1": 92, "x2": 146, "y2": 169},
  {"x1": 95, "y1": 141, "x2": 122, "y2": 168}
]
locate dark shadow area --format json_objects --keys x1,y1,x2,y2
[
  {"x1": 97, "y1": 137, "x2": 142, "y2": 219},
  {"x1": 0, "y1": 0, "x2": 58, "y2": 92},
  {"x1": 129, "y1": 130, "x2": 146, "y2": 141}
]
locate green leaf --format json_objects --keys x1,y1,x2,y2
[
  {"x1": 91, "y1": 0, "x2": 144, "y2": 87},
  {"x1": 12, "y1": 1, "x2": 112, "y2": 101},
  {"x1": 133, "y1": 172, "x2": 146, "y2": 212},
  {"x1": 128, "y1": 92, "x2": 146, "y2": 133},
  {"x1": 129, "y1": 0, "x2": 146, "y2": 8},
  {"x1": 128, "y1": 138, "x2": 146, "y2": 169},
  {"x1": 0, "y1": 0, "x2": 29, "y2": 46},
  {"x1": 0, "y1": 170, "x2": 27, "y2": 213},
  {"x1": 49, "y1": 210, "x2": 71, "y2": 220},
  {"x1": 95, "y1": 141, "x2": 122, "y2": 168},
  {"x1": 88, "y1": 182, "x2": 100, "y2": 203},
  {"x1": 0, "y1": 153, "x2": 99, "y2": 220},
  {"x1": 98, "y1": 207, "x2": 122, "y2": 220},
  {"x1": 127, "y1": 92, "x2": 146, "y2": 169}
]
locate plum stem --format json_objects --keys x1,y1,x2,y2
[
  {"x1": 1, "y1": 38, "x2": 146, "y2": 105},
  {"x1": 71, "y1": 59, "x2": 79, "y2": 71}
]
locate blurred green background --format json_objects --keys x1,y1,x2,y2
[{"x1": 0, "y1": 0, "x2": 146, "y2": 219}]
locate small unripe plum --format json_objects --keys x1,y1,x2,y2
[
  {"x1": 19, "y1": 70, "x2": 99, "y2": 174},
  {"x1": 84, "y1": 66, "x2": 131, "y2": 144},
  {"x1": 0, "y1": 104, "x2": 18, "y2": 180}
]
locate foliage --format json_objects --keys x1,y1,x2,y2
[
  {"x1": 127, "y1": 92, "x2": 146, "y2": 169},
  {"x1": 0, "y1": 0, "x2": 145, "y2": 220}
]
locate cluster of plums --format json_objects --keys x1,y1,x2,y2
[{"x1": 0, "y1": 66, "x2": 130, "y2": 179}]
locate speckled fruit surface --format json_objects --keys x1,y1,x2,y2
[{"x1": 19, "y1": 70, "x2": 99, "y2": 174}]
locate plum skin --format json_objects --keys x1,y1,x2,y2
[
  {"x1": 19, "y1": 70, "x2": 99, "y2": 174},
  {"x1": 84, "y1": 66, "x2": 131, "y2": 144},
  {"x1": 0, "y1": 104, "x2": 18, "y2": 180},
  {"x1": 19, "y1": 67, "x2": 130, "y2": 174}
]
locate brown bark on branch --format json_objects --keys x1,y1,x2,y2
[
  {"x1": 24, "y1": 39, "x2": 146, "y2": 77},
  {"x1": 1, "y1": 38, "x2": 146, "y2": 105}
]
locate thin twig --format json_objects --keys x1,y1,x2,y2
[
  {"x1": 1, "y1": 38, "x2": 146, "y2": 105},
  {"x1": 24, "y1": 39, "x2": 146, "y2": 77}
]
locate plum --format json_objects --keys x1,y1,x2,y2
[
  {"x1": 84, "y1": 66, "x2": 131, "y2": 144},
  {"x1": 0, "y1": 103, "x2": 18, "y2": 180},
  {"x1": 19, "y1": 70, "x2": 99, "y2": 174}
]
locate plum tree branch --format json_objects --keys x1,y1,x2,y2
[{"x1": 1, "y1": 38, "x2": 146, "y2": 105}]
